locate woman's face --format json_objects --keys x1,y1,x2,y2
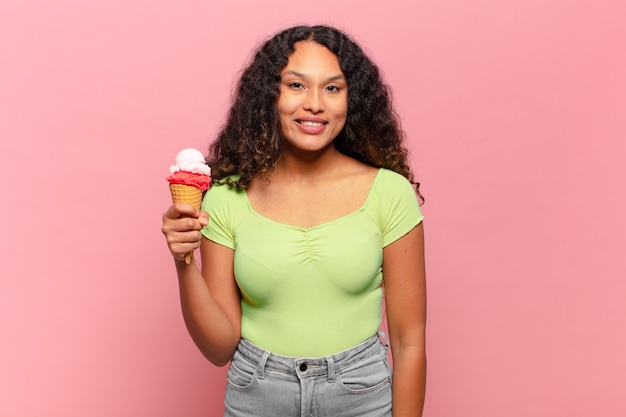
[{"x1": 276, "y1": 41, "x2": 348, "y2": 156}]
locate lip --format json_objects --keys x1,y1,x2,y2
[{"x1": 295, "y1": 117, "x2": 327, "y2": 134}]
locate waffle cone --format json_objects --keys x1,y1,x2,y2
[
  {"x1": 169, "y1": 183, "x2": 203, "y2": 209},
  {"x1": 169, "y1": 183, "x2": 205, "y2": 264}
]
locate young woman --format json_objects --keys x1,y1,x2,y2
[{"x1": 162, "y1": 25, "x2": 426, "y2": 417}]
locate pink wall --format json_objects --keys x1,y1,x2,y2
[{"x1": 1, "y1": 0, "x2": 624, "y2": 416}]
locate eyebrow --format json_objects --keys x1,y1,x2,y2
[{"x1": 282, "y1": 70, "x2": 345, "y2": 82}]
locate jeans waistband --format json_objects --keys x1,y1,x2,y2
[{"x1": 235, "y1": 333, "x2": 388, "y2": 381}]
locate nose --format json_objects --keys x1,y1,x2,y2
[{"x1": 303, "y1": 89, "x2": 323, "y2": 113}]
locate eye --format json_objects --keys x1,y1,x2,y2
[
  {"x1": 288, "y1": 82, "x2": 304, "y2": 89},
  {"x1": 326, "y1": 85, "x2": 342, "y2": 93}
]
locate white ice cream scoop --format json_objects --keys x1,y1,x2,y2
[{"x1": 169, "y1": 148, "x2": 211, "y2": 175}]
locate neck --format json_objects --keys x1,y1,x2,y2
[{"x1": 275, "y1": 144, "x2": 345, "y2": 180}]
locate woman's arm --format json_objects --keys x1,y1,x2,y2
[
  {"x1": 383, "y1": 222, "x2": 427, "y2": 416},
  {"x1": 162, "y1": 203, "x2": 241, "y2": 366}
]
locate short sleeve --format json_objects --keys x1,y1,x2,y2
[
  {"x1": 200, "y1": 183, "x2": 243, "y2": 249},
  {"x1": 376, "y1": 170, "x2": 424, "y2": 247}
]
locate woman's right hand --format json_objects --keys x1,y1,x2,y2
[{"x1": 161, "y1": 203, "x2": 209, "y2": 262}]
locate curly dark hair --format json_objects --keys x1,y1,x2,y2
[{"x1": 208, "y1": 25, "x2": 422, "y2": 199}]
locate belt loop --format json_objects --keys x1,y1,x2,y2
[
  {"x1": 257, "y1": 351, "x2": 270, "y2": 379},
  {"x1": 326, "y1": 356, "x2": 336, "y2": 383}
]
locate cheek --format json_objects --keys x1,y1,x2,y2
[
  {"x1": 276, "y1": 91, "x2": 297, "y2": 114},
  {"x1": 275, "y1": 98, "x2": 286, "y2": 115},
  {"x1": 276, "y1": 102, "x2": 290, "y2": 129},
  {"x1": 336, "y1": 97, "x2": 348, "y2": 120},
  {"x1": 276, "y1": 101, "x2": 292, "y2": 134},
  {"x1": 337, "y1": 105, "x2": 348, "y2": 124}
]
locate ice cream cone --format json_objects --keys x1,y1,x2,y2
[
  {"x1": 169, "y1": 183, "x2": 204, "y2": 264},
  {"x1": 169, "y1": 183, "x2": 203, "y2": 209},
  {"x1": 167, "y1": 148, "x2": 211, "y2": 264}
]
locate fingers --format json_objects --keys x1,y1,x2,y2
[
  {"x1": 163, "y1": 202, "x2": 201, "y2": 220},
  {"x1": 162, "y1": 204, "x2": 208, "y2": 261},
  {"x1": 198, "y1": 210, "x2": 209, "y2": 227}
]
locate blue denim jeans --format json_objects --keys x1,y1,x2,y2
[{"x1": 224, "y1": 333, "x2": 393, "y2": 417}]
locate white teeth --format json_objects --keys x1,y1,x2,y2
[{"x1": 300, "y1": 121, "x2": 324, "y2": 127}]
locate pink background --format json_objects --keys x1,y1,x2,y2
[{"x1": 1, "y1": 0, "x2": 624, "y2": 416}]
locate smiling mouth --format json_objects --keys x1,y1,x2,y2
[{"x1": 297, "y1": 120, "x2": 326, "y2": 127}]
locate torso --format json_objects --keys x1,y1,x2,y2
[{"x1": 202, "y1": 165, "x2": 423, "y2": 356}]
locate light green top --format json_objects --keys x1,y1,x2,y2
[{"x1": 201, "y1": 168, "x2": 423, "y2": 357}]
